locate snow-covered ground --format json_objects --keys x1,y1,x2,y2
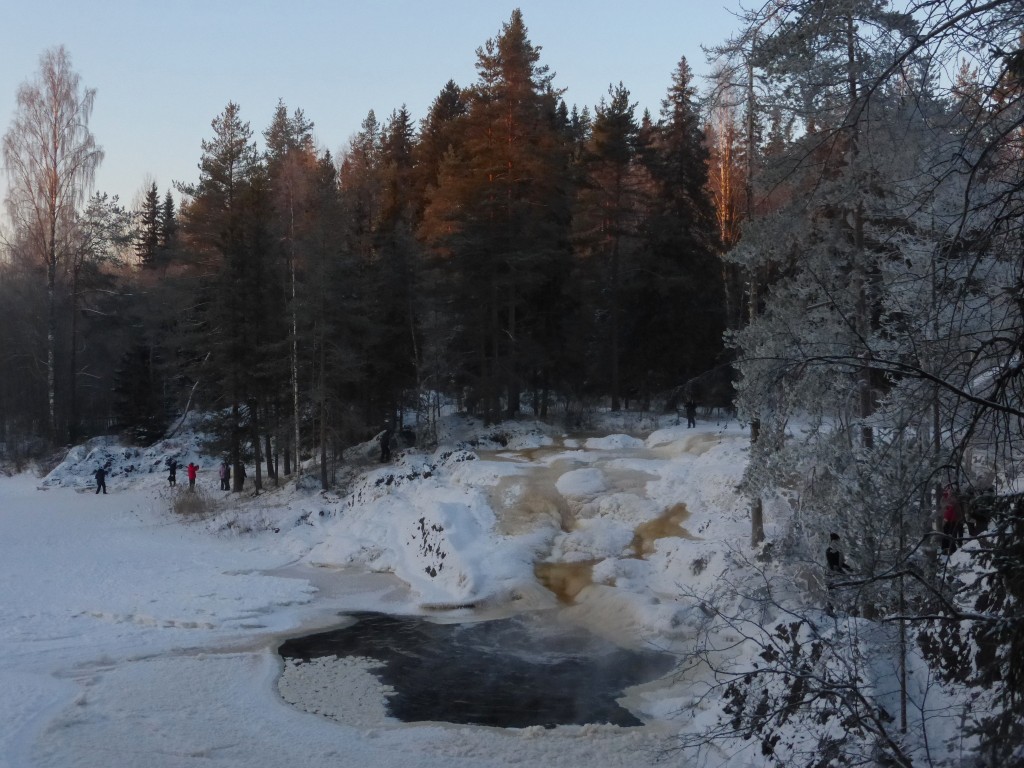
[{"x1": 0, "y1": 412, "x2": 769, "y2": 768}]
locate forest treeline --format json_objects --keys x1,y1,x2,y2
[
  {"x1": 0, "y1": 10, "x2": 727, "y2": 484},
  {"x1": 4, "y1": 3, "x2": 1024, "y2": 762}
]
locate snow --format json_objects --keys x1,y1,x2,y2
[{"x1": 0, "y1": 413, "x2": 780, "y2": 767}]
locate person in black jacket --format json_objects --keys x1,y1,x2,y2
[
  {"x1": 826, "y1": 533, "x2": 851, "y2": 573},
  {"x1": 685, "y1": 399, "x2": 698, "y2": 428},
  {"x1": 94, "y1": 467, "x2": 107, "y2": 494},
  {"x1": 380, "y1": 421, "x2": 392, "y2": 463}
]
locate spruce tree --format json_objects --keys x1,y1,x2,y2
[
  {"x1": 573, "y1": 83, "x2": 649, "y2": 410},
  {"x1": 158, "y1": 190, "x2": 177, "y2": 255},
  {"x1": 412, "y1": 81, "x2": 466, "y2": 219},
  {"x1": 263, "y1": 99, "x2": 317, "y2": 482},
  {"x1": 372, "y1": 106, "x2": 421, "y2": 424},
  {"x1": 338, "y1": 110, "x2": 388, "y2": 426},
  {"x1": 137, "y1": 182, "x2": 160, "y2": 268},
  {"x1": 640, "y1": 57, "x2": 726, "y2": 400}
]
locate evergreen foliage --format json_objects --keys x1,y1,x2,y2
[
  {"x1": 159, "y1": 190, "x2": 177, "y2": 256},
  {"x1": 420, "y1": 10, "x2": 573, "y2": 422},
  {"x1": 710, "y1": 1, "x2": 1024, "y2": 764},
  {"x1": 3, "y1": 6, "x2": 1024, "y2": 763},
  {"x1": 137, "y1": 182, "x2": 160, "y2": 268}
]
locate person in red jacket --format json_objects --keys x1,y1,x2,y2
[
  {"x1": 941, "y1": 485, "x2": 962, "y2": 554},
  {"x1": 187, "y1": 462, "x2": 198, "y2": 490}
]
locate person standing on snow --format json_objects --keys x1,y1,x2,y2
[
  {"x1": 219, "y1": 460, "x2": 230, "y2": 491},
  {"x1": 167, "y1": 459, "x2": 177, "y2": 487},
  {"x1": 941, "y1": 485, "x2": 962, "y2": 554},
  {"x1": 685, "y1": 399, "x2": 697, "y2": 429},
  {"x1": 187, "y1": 462, "x2": 198, "y2": 490},
  {"x1": 94, "y1": 466, "x2": 107, "y2": 494},
  {"x1": 380, "y1": 421, "x2": 392, "y2": 463}
]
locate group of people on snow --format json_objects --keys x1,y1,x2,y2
[
  {"x1": 166, "y1": 459, "x2": 244, "y2": 491},
  {"x1": 823, "y1": 481, "x2": 994, "y2": 578},
  {"x1": 93, "y1": 456, "x2": 256, "y2": 494},
  {"x1": 167, "y1": 459, "x2": 242, "y2": 491},
  {"x1": 218, "y1": 460, "x2": 245, "y2": 490},
  {"x1": 939, "y1": 482, "x2": 992, "y2": 555}
]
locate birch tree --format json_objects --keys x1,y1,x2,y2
[{"x1": 2, "y1": 46, "x2": 103, "y2": 441}]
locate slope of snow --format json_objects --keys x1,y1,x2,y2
[{"x1": 0, "y1": 413, "x2": 785, "y2": 768}]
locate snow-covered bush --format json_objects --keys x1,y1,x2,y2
[{"x1": 171, "y1": 487, "x2": 216, "y2": 518}]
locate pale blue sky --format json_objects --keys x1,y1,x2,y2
[{"x1": 3, "y1": 1, "x2": 743, "y2": 207}]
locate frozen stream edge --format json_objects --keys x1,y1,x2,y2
[
  {"x1": 277, "y1": 655, "x2": 397, "y2": 727},
  {"x1": 7, "y1": 419, "x2": 750, "y2": 767}
]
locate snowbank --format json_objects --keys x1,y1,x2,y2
[{"x1": 1, "y1": 412, "x2": 772, "y2": 768}]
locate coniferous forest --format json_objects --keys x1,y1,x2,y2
[
  {"x1": 1, "y1": 11, "x2": 726, "y2": 479},
  {"x1": 3, "y1": 4, "x2": 1024, "y2": 763}
]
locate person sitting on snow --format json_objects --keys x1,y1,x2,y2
[{"x1": 826, "y1": 533, "x2": 851, "y2": 573}]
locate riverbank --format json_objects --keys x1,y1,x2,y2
[{"x1": 1, "y1": 413, "x2": 758, "y2": 767}]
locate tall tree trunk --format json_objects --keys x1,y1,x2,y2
[
  {"x1": 230, "y1": 401, "x2": 242, "y2": 492},
  {"x1": 68, "y1": 269, "x2": 80, "y2": 444},
  {"x1": 264, "y1": 428, "x2": 275, "y2": 485},
  {"x1": 506, "y1": 285, "x2": 519, "y2": 419},
  {"x1": 486, "y1": 277, "x2": 499, "y2": 423},
  {"x1": 250, "y1": 399, "x2": 263, "y2": 494},
  {"x1": 610, "y1": 233, "x2": 621, "y2": 412},
  {"x1": 744, "y1": 55, "x2": 766, "y2": 548},
  {"x1": 319, "y1": 322, "x2": 328, "y2": 491},
  {"x1": 749, "y1": 417, "x2": 765, "y2": 548},
  {"x1": 47, "y1": 250, "x2": 58, "y2": 441},
  {"x1": 750, "y1": 278, "x2": 765, "y2": 547},
  {"x1": 845, "y1": 15, "x2": 873, "y2": 451},
  {"x1": 290, "y1": 216, "x2": 302, "y2": 481}
]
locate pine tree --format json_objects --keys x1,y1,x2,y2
[
  {"x1": 178, "y1": 101, "x2": 265, "y2": 490},
  {"x1": 419, "y1": 10, "x2": 572, "y2": 421},
  {"x1": 705, "y1": 64, "x2": 752, "y2": 332}
]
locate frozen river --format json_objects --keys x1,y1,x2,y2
[{"x1": 0, "y1": 418, "x2": 751, "y2": 766}]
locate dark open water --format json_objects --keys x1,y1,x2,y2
[{"x1": 278, "y1": 611, "x2": 675, "y2": 728}]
